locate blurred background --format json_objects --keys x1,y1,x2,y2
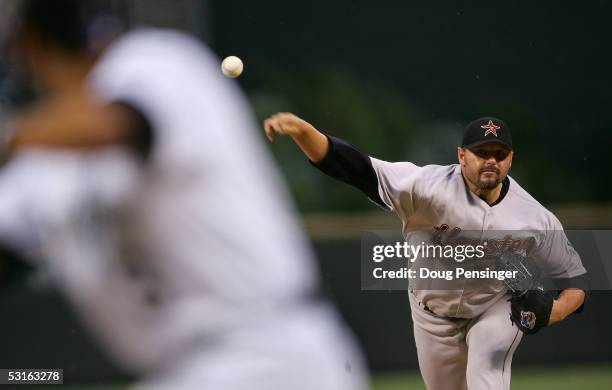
[{"x1": 0, "y1": 0, "x2": 610, "y2": 388}]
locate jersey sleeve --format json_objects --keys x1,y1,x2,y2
[
  {"x1": 531, "y1": 214, "x2": 587, "y2": 280},
  {"x1": 369, "y1": 157, "x2": 422, "y2": 218},
  {"x1": 88, "y1": 43, "x2": 177, "y2": 166},
  {"x1": 87, "y1": 30, "x2": 234, "y2": 168},
  {"x1": 311, "y1": 135, "x2": 423, "y2": 217}
]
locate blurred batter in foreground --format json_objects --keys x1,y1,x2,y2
[{"x1": 0, "y1": 1, "x2": 368, "y2": 389}]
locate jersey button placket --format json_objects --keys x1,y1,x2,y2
[{"x1": 484, "y1": 209, "x2": 492, "y2": 229}]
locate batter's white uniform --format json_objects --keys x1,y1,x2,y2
[
  {"x1": 371, "y1": 161, "x2": 586, "y2": 390},
  {"x1": 0, "y1": 29, "x2": 367, "y2": 390}
]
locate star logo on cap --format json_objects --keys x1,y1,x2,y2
[{"x1": 481, "y1": 120, "x2": 500, "y2": 137}]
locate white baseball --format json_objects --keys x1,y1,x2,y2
[{"x1": 221, "y1": 56, "x2": 244, "y2": 78}]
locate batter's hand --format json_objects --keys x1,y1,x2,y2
[{"x1": 263, "y1": 112, "x2": 315, "y2": 142}]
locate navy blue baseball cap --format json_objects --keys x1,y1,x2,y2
[{"x1": 461, "y1": 117, "x2": 513, "y2": 150}]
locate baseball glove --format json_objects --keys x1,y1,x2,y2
[
  {"x1": 495, "y1": 251, "x2": 554, "y2": 334},
  {"x1": 495, "y1": 251, "x2": 545, "y2": 294},
  {"x1": 508, "y1": 289, "x2": 554, "y2": 334}
]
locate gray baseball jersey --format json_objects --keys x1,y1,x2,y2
[{"x1": 371, "y1": 160, "x2": 586, "y2": 318}]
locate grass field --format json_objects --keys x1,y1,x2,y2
[
  {"x1": 24, "y1": 363, "x2": 612, "y2": 389},
  {"x1": 373, "y1": 364, "x2": 612, "y2": 390}
]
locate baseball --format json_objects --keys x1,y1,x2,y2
[{"x1": 221, "y1": 56, "x2": 243, "y2": 78}]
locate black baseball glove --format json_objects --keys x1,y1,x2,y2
[
  {"x1": 508, "y1": 289, "x2": 554, "y2": 334},
  {"x1": 496, "y1": 251, "x2": 555, "y2": 335}
]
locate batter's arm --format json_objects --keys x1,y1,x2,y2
[
  {"x1": 264, "y1": 112, "x2": 385, "y2": 208},
  {"x1": 7, "y1": 88, "x2": 153, "y2": 158}
]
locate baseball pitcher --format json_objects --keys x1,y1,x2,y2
[{"x1": 263, "y1": 112, "x2": 589, "y2": 390}]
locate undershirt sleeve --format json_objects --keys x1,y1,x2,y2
[
  {"x1": 552, "y1": 273, "x2": 590, "y2": 314},
  {"x1": 310, "y1": 135, "x2": 387, "y2": 209}
]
